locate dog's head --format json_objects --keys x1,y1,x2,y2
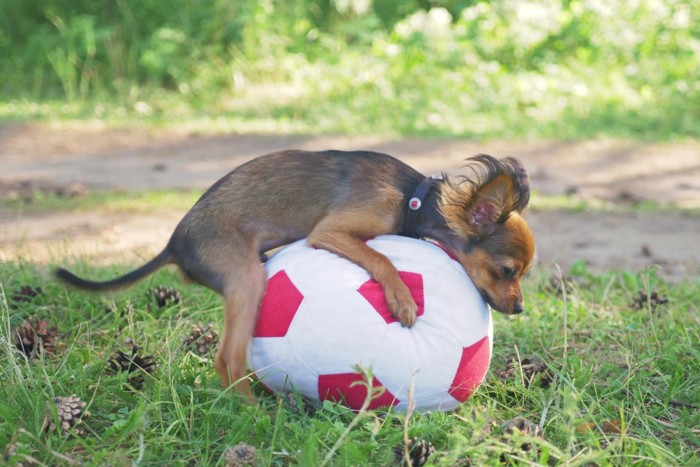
[{"x1": 437, "y1": 155, "x2": 535, "y2": 314}]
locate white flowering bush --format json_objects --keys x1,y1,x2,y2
[{"x1": 224, "y1": 0, "x2": 699, "y2": 137}]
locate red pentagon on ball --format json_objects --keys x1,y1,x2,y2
[
  {"x1": 448, "y1": 336, "x2": 491, "y2": 402},
  {"x1": 357, "y1": 271, "x2": 425, "y2": 324},
  {"x1": 318, "y1": 372, "x2": 399, "y2": 410},
  {"x1": 254, "y1": 270, "x2": 304, "y2": 337}
]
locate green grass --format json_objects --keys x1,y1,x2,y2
[{"x1": 1, "y1": 260, "x2": 698, "y2": 465}]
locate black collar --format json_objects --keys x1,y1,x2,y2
[{"x1": 401, "y1": 176, "x2": 442, "y2": 238}]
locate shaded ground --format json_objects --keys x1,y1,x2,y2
[{"x1": 1, "y1": 122, "x2": 699, "y2": 281}]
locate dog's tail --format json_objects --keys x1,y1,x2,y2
[{"x1": 55, "y1": 248, "x2": 173, "y2": 292}]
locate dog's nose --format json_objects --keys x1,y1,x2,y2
[{"x1": 512, "y1": 303, "x2": 524, "y2": 314}]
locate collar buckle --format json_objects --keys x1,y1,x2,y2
[{"x1": 402, "y1": 175, "x2": 442, "y2": 238}]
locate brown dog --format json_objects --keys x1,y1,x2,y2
[{"x1": 56, "y1": 150, "x2": 535, "y2": 400}]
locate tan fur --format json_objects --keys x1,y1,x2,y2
[{"x1": 449, "y1": 214, "x2": 535, "y2": 313}]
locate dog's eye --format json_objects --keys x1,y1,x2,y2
[{"x1": 502, "y1": 266, "x2": 516, "y2": 279}]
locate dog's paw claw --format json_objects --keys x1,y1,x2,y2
[{"x1": 386, "y1": 287, "x2": 418, "y2": 328}]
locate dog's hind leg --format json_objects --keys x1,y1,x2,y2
[
  {"x1": 211, "y1": 249, "x2": 266, "y2": 403},
  {"x1": 172, "y1": 227, "x2": 266, "y2": 401}
]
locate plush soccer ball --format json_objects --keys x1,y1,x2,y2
[{"x1": 248, "y1": 235, "x2": 492, "y2": 412}]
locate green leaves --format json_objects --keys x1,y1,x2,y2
[{"x1": 3, "y1": 0, "x2": 699, "y2": 139}]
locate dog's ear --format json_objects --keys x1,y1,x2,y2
[{"x1": 439, "y1": 155, "x2": 530, "y2": 239}]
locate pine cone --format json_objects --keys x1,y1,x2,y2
[
  {"x1": 14, "y1": 316, "x2": 57, "y2": 359},
  {"x1": 282, "y1": 392, "x2": 316, "y2": 416},
  {"x1": 496, "y1": 356, "x2": 553, "y2": 388},
  {"x1": 502, "y1": 417, "x2": 543, "y2": 453},
  {"x1": 224, "y1": 442, "x2": 256, "y2": 466},
  {"x1": 147, "y1": 286, "x2": 181, "y2": 308},
  {"x1": 2, "y1": 437, "x2": 38, "y2": 466},
  {"x1": 631, "y1": 289, "x2": 669, "y2": 310},
  {"x1": 2, "y1": 443, "x2": 15, "y2": 460},
  {"x1": 453, "y1": 457, "x2": 472, "y2": 466},
  {"x1": 11, "y1": 285, "x2": 42, "y2": 303},
  {"x1": 392, "y1": 437, "x2": 435, "y2": 466},
  {"x1": 106, "y1": 344, "x2": 156, "y2": 390},
  {"x1": 182, "y1": 322, "x2": 219, "y2": 356},
  {"x1": 541, "y1": 273, "x2": 588, "y2": 294},
  {"x1": 43, "y1": 395, "x2": 90, "y2": 436},
  {"x1": 2, "y1": 442, "x2": 18, "y2": 463}
]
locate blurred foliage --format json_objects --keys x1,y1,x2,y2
[{"x1": 1, "y1": 0, "x2": 699, "y2": 138}]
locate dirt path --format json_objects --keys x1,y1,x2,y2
[{"x1": 1, "y1": 123, "x2": 699, "y2": 281}]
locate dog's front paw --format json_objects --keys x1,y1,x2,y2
[{"x1": 385, "y1": 283, "x2": 418, "y2": 327}]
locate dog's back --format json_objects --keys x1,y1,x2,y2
[
  {"x1": 184, "y1": 150, "x2": 422, "y2": 230},
  {"x1": 168, "y1": 150, "x2": 424, "y2": 291}
]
